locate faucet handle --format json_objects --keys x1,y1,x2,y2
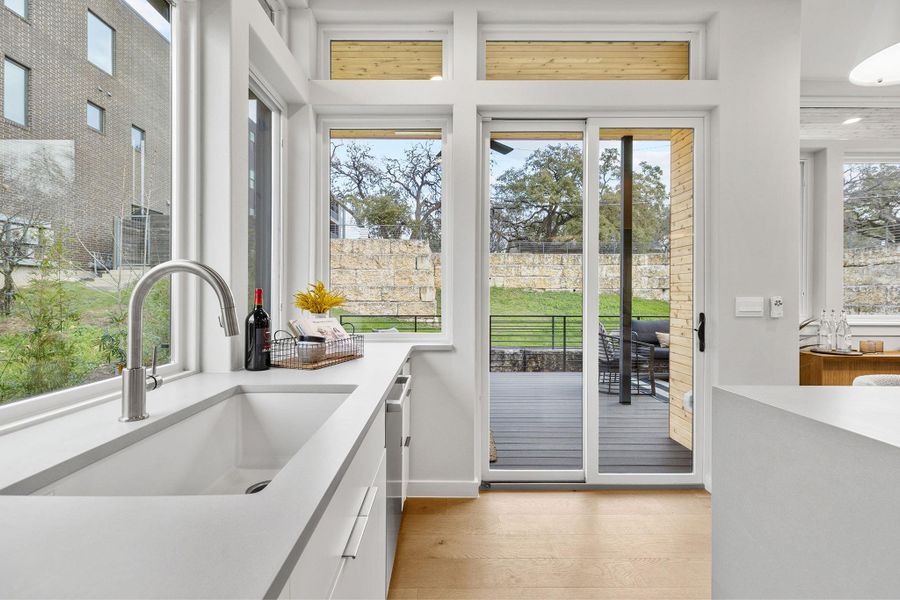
[{"x1": 146, "y1": 344, "x2": 167, "y2": 391}]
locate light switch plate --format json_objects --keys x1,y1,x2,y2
[
  {"x1": 769, "y1": 296, "x2": 784, "y2": 318},
  {"x1": 735, "y1": 296, "x2": 765, "y2": 317}
]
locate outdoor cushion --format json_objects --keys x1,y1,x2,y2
[
  {"x1": 653, "y1": 346, "x2": 670, "y2": 362},
  {"x1": 632, "y1": 319, "x2": 669, "y2": 346}
]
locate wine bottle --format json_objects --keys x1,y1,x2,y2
[{"x1": 245, "y1": 288, "x2": 271, "y2": 371}]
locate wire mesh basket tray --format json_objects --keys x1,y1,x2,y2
[{"x1": 270, "y1": 331, "x2": 364, "y2": 370}]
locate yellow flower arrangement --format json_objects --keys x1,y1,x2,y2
[{"x1": 293, "y1": 281, "x2": 346, "y2": 314}]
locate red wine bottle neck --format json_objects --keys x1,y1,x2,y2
[{"x1": 254, "y1": 288, "x2": 263, "y2": 308}]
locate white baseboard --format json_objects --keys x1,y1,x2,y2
[{"x1": 407, "y1": 479, "x2": 480, "y2": 498}]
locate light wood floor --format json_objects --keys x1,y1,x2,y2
[{"x1": 388, "y1": 490, "x2": 711, "y2": 599}]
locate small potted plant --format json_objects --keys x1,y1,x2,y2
[{"x1": 293, "y1": 281, "x2": 346, "y2": 317}]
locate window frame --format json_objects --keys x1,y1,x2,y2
[
  {"x1": 3, "y1": 0, "x2": 27, "y2": 20},
  {"x1": 87, "y1": 10, "x2": 116, "y2": 76},
  {"x1": 0, "y1": 3, "x2": 189, "y2": 429},
  {"x1": 318, "y1": 24, "x2": 452, "y2": 81},
  {"x1": 841, "y1": 153, "x2": 900, "y2": 325},
  {"x1": 800, "y1": 155, "x2": 813, "y2": 321},
  {"x1": 86, "y1": 100, "x2": 105, "y2": 132},
  {"x1": 248, "y1": 71, "x2": 285, "y2": 328},
  {"x1": 318, "y1": 116, "x2": 452, "y2": 342},
  {"x1": 2, "y1": 57, "x2": 29, "y2": 127},
  {"x1": 478, "y1": 23, "x2": 705, "y2": 81}
]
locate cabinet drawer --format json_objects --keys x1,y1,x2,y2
[
  {"x1": 330, "y1": 451, "x2": 387, "y2": 599},
  {"x1": 288, "y1": 410, "x2": 385, "y2": 599}
]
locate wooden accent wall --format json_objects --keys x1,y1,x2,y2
[
  {"x1": 485, "y1": 41, "x2": 690, "y2": 80},
  {"x1": 668, "y1": 129, "x2": 694, "y2": 450},
  {"x1": 330, "y1": 41, "x2": 443, "y2": 80}
]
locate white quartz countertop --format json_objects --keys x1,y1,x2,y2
[
  {"x1": 0, "y1": 343, "x2": 415, "y2": 599},
  {"x1": 717, "y1": 385, "x2": 900, "y2": 450}
]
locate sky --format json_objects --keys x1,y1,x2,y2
[{"x1": 122, "y1": 0, "x2": 171, "y2": 40}]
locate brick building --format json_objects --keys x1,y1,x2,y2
[{"x1": 0, "y1": 0, "x2": 170, "y2": 268}]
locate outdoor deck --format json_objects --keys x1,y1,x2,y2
[{"x1": 490, "y1": 372, "x2": 692, "y2": 474}]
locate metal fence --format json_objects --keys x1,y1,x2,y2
[
  {"x1": 338, "y1": 313, "x2": 668, "y2": 348},
  {"x1": 113, "y1": 214, "x2": 170, "y2": 268}
]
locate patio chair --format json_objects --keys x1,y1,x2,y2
[
  {"x1": 631, "y1": 319, "x2": 670, "y2": 381},
  {"x1": 599, "y1": 324, "x2": 657, "y2": 397}
]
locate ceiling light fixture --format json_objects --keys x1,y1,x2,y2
[
  {"x1": 850, "y1": 0, "x2": 900, "y2": 86},
  {"x1": 842, "y1": 117, "x2": 863, "y2": 125}
]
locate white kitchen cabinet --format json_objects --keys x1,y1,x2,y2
[
  {"x1": 287, "y1": 410, "x2": 386, "y2": 600},
  {"x1": 330, "y1": 453, "x2": 387, "y2": 599}
]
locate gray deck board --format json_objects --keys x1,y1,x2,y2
[{"x1": 490, "y1": 372, "x2": 693, "y2": 474}]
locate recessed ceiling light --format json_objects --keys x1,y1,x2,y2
[
  {"x1": 430, "y1": 75, "x2": 443, "y2": 81},
  {"x1": 842, "y1": 117, "x2": 863, "y2": 125}
]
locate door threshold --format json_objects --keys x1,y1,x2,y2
[{"x1": 482, "y1": 481, "x2": 705, "y2": 491}]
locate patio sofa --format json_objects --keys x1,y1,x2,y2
[{"x1": 631, "y1": 319, "x2": 670, "y2": 380}]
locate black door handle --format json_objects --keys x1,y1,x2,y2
[{"x1": 695, "y1": 312, "x2": 705, "y2": 352}]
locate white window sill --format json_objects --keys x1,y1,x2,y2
[{"x1": 360, "y1": 332, "x2": 455, "y2": 351}]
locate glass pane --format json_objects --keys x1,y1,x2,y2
[
  {"x1": 843, "y1": 161, "x2": 900, "y2": 316},
  {"x1": 86, "y1": 102, "x2": 104, "y2": 131},
  {"x1": 0, "y1": 1, "x2": 172, "y2": 406},
  {"x1": 248, "y1": 90, "x2": 273, "y2": 312},
  {"x1": 87, "y1": 11, "x2": 114, "y2": 74},
  {"x1": 488, "y1": 130, "x2": 584, "y2": 471},
  {"x1": 597, "y1": 128, "x2": 693, "y2": 474},
  {"x1": 328, "y1": 129, "x2": 442, "y2": 333},
  {"x1": 4, "y1": 0, "x2": 26, "y2": 18},
  {"x1": 330, "y1": 41, "x2": 443, "y2": 80},
  {"x1": 484, "y1": 41, "x2": 690, "y2": 81},
  {"x1": 3, "y1": 59, "x2": 27, "y2": 125}
]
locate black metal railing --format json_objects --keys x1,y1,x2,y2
[{"x1": 338, "y1": 313, "x2": 667, "y2": 347}]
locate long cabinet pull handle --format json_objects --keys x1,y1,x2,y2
[
  {"x1": 342, "y1": 486, "x2": 378, "y2": 559},
  {"x1": 404, "y1": 436, "x2": 411, "y2": 448},
  {"x1": 341, "y1": 516, "x2": 368, "y2": 559}
]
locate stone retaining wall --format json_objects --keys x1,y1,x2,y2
[{"x1": 844, "y1": 245, "x2": 900, "y2": 315}]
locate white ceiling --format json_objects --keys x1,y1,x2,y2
[{"x1": 801, "y1": 0, "x2": 886, "y2": 81}]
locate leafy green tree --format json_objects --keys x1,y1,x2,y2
[
  {"x1": 843, "y1": 162, "x2": 900, "y2": 247},
  {"x1": 330, "y1": 140, "x2": 442, "y2": 250},
  {"x1": 492, "y1": 145, "x2": 670, "y2": 253}
]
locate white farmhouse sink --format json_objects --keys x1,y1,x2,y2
[{"x1": 34, "y1": 386, "x2": 355, "y2": 496}]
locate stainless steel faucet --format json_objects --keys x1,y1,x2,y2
[{"x1": 120, "y1": 259, "x2": 240, "y2": 422}]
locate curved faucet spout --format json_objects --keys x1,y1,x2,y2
[{"x1": 121, "y1": 259, "x2": 239, "y2": 422}]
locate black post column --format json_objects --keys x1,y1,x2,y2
[{"x1": 619, "y1": 135, "x2": 633, "y2": 405}]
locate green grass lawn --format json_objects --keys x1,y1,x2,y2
[{"x1": 337, "y1": 287, "x2": 670, "y2": 347}]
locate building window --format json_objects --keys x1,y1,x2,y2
[
  {"x1": 843, "y1": 159, "x2": 900, "y2": 317},
  {"x1": 86, "y1": 101, "x2": 105, "y2": 132},
  {"x1": 3, "y1": 58, "x2": 28, "y2": 126},
  {"x1": 0, "y1": 1, "x2": 172, "y2": 409},
  {"x1": 4, "y1": 0, "x2": 27, "y2": 19},
  {"x1": 328, "y1": 126, "x2": 444, "y2": 333},
  {"x1": 329, "y1": 40, "x2": 444, "y2": 80},
  {"x1": 87, "y1": 11, "x2": 115, "y2": 75},
  {"x1": 483, "y1": 40, "x2": 691, "y2": 80}
]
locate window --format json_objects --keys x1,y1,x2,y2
[
  {"x1": 3, "y1": 58, "x2": 28, "y2": 126},
  {"x1": 0, "y1": 0, "x2": 173, "y2": 409},
  {"x1": 131, "y1": 125, "x2": 145, "y2": 150},
  {"x1": 328, "y1": 126, "x2": 444, "y2": 333},
  {"x1": 843, "y1": 159, "x2": 900, "y2": 317},
  {"x1": 4, "y1": 0, "x2": 26, "y2": 19},
  {"x1": 329, "y1": 40, "x2": 444, "y2": 80},
  {"x1": 87, "y1": 11, "x2": 115, "y2": 75},
  {"x1": 248, "y1": 89, "x2": 273, "y2": 312},
  {"x1": 86, "y1": 101, "x2": 105, "y2": 132},
  {"x1": 484, "y1": 40, "x2": 690, "y2": 80}
]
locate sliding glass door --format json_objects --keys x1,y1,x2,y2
[
  {"x1": 485, "y1": 122, "x2": 586, "y2": 482},
  {"x1": 484, "y1": 118, "x2": 703, "y2": 484}
]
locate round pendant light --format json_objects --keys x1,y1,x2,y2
[{"x1": 849, "y1": 0, "x2": 900, "y2": 86}]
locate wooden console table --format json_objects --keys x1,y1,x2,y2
[{"x1": 800, "y1": 348, "x2": 900, "y2": 386}]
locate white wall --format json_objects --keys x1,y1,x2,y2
[{"x1": 282, "y1": 0, "x2": 802, "y2": 494}]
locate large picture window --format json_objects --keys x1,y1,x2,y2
[
  {"x1": 843, "y1": 159, "x2": 900, "y2": 317},
  {"x1": 0, "y1": 0, "x2": 173, "y2": 407},
  {"x1": 327, "y1": 126, "x2": 444, "y2": 333}
]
